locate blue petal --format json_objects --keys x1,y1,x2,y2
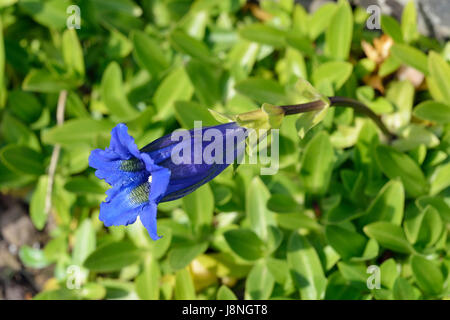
[
  {"x1": 140, "y1": 202, "x2": 161, "y2": 240},
  {"x1": 88, "y1": 124, "x2": 146, "y2": 187},
  {"x1": 99, "y1": 179, "x2": 149, "y2": 227}
]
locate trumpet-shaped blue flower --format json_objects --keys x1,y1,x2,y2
[{"x1": 88, "y1": 122, "x2": 246, "y2": 240}]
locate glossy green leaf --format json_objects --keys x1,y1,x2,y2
[
  {"x1": 428, "y1": 51, "x2": 450, "y2": 103},
  {"x1": 245, "y1": 261, "x2": 275, "y2": 299},
  {"x1": 62, "y1": 29, "x2": 85, "y2": 78},
  {"x1": 170, "y1": 30, "x2": 216, "y2": 64},
  {"x1": 183, "y1": 184, "x2": 214, "y2": 233},
  {"x1": 401, "y1": 1, "x2": 418, "y2": 43},
  {"x1": 300, "y1": 131, "x2": 335, "y2": 195},
  {"x1": 430, "y1": 162, "x2": 450, "y2": 196},
  {"x1": 411, "y1": 255, "x2": 443, "y2": 296},
  {"x1": 168, "y1": 242, "x2": 208, "y2": 271},
  {"x1": 239, "y1": 23, "x2": 286, "y2": 48},
  {"x1": 132, "y1": 30, "x2": 169, "y2": 78},
  {"x1": 84, "y1": 241, "x2": 142, "y2": 272},
  {"x1": 381, "y1": 15, "x2": 403, "y2": 43},
  {"x1": 287, "y1": 231, "x2": 327, "y2": 299},
  {"x1": 224, "y1": 229, "x2": 265, "y2": 261},
  {"x1": 390, "y1": 44, "x2": 428, "y2": 75},
  {"x1": 413, "y1": 101, "x2": 450, "y2": 124},
  {"x1": 325, "y1": 225, "x2": 367, "y2": 260},
  {"x1": 135, "y1": 257, "x2": 161, "y2": 300},
  {"x1": 217, "y1": 285, "x2": 237, "y2": 300},
  {"x1": 101, "y1": 62, "x2": 139, "y2": 120},
  {"x1": 359, "y1": 180, "x2": 404, "y2": 226},
  {"x1": 0, "y1": 144, "x2": 44, "y2": 175},
  {"x1": 235, "y1": 78, "x2": 286, "y2": 105},
  {"x1": 174, "y1": 268, "x2": 196, "y2": 300},
  {"x1": 325, "y1": 0, "x2": 353, "y2": 60},
  {"x1": 364, "y1": 222, "x2": 412, "y2": 253},
  {"x1": 154, "y1": 66, "x2": 194, "y2": 119},
  {"x1": 30, "y1": 175, "x2": 49, "y2": 230},
  {"x1": 312, "y1": 61, "x2": 353, "y2": 90},
  {"x1": 393, "y1": 277, "x2": 420, "y2": 300},
  {"x1": 375, "y1": 145, "x2": 428, "y2": 197}
]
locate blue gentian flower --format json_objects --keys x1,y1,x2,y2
[{"x1": 88, "y1": 122, "x2": 246, "y2": 240}]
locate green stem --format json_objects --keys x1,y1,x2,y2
[{"x1": 279, "y1": 96, "x2": 396, "y2": 141}]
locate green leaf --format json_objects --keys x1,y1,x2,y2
[
  {"x1": 380, "y1": 258, "x2": 399, "y2": 289},
  {"x1": 393, "y1": 277, "x2": 419, "y2": 300},
  {"x1": 413, "y1": 101, "x2": 450, "y2": 124},
  {"x1": 300, "y1": 131, "x2": 335, "y2": 195},
  {"x1": 312, "y1": 61, "x2": 353, "y2": 90},
  {"x1": 359, "y1": 180, "x2": 404, "y2": 226},
  {"x1": 384, "y1": 80, "x2": 415, "y2": 129},
  {"x1": 308, "y1": 3, "x2": 337, "y2": 40},
  {"x1": 325, "y1": 225, "x2": 367, "y2": 260},
  {"x1": 64, "y1": 177, "x2": 107, "y2": 195},
  {"x1": 168, "y1": 242, "x2": 208, "y2": 271},
  {"x1": 375, "y1": 145, "x2": 428, "y2": 198},
  {"x1": 381, "y1": 15, "x2": 403, "y2": 43},
  {"x1": 132, "y1": 30, "x2": 169, "y2": 78},
  {"x1": 19, "y1": 0, "x2": 69, "y2": 29},
  {"x1": 224, "y1": 229, "x2": 265, "y2": 261},
  {"x1": 185, "y1": 59, "x2": 222, "y2": 106},
  {"x1": 154, "y1": 66, "x2": 194, "y2": 119},
  {"x1": 7, "y1": 90, "x2": 42, "y2": 124},
  {"x1": 325, "y1": 0, "x2": 353, "y2": 60},
  {"x1": 135, "y1": 257, "x2": 161, "y2": 300},
  {"x1": 337, "y1": 262, "x2": 367, "y2": 288},
  {"x1": 174, "y1": 268, "x2": 196, "y2": 300},
  {"x1": 247, "y1": 177, "x2": 275, "y2": 241},
  {"x1": 234, "y1": 78, "x2": 286, "y2": 105},
  {"x1": 79, "y1": 283, "x2": 106, "y2": 300},
  {"x1": 417, "y1": 196, "x2": 450, "y2": 223},
  {"x1": 72, "y1": 219, "x2": 96, "y2": 266},
  {"x1": 364, "y1": 222, "x2": 412, "y2": 253},
  {"x1": 23, "y1": 69, "x2": 76, "y2": 93},
  {"x1": 415, "y1": 205, "x2": 443, "y2": 248},
  {"x1": 1, "y1": 113, "x2": 40, "y2": 151},
  {"x1": 411, "y1": 255, "x2": 443, "y2": 296},
  {"x1": 401, "y1": 1, "x2": 418, "y2": 43},
  {"x1": 239, "y1": 23, "x2": 286, "y2": 48},
  {"x1": 62, "y1": 29, "x2": 85, "y2": 78},
  {"x1": 42, "y1": 119, "x2": 115, "y2": 147},
  {"x1": 101, "y1": 62, "x2": 139, "y2": 120},
  {"x1": 431, "y1": 162, "x2": 450, "y2": 196},
  {"x1": 84, "y1": 241, "x2": 142, "y2": 272},
  {"x1": 267, "y1": 194, "x2": 302, "y2": 213},
  {"x1": 287, "y1": 231, "x2": 327, "y2": 299},
  {"x1": 183, "y1": 184, "x2": 214, "y2": 233},
  {"x1": 19, "y1": 245, "x2": 50, "y2": 269},
  {"x1": 174, "y1": 101, "x2": 220, "y2": 128},
  {"x1": 428, "y1": 51, "x2": 450, "y2": 103},
  {"x1": 217, "y1": 285, "x2": 237, "y2": 300},
  {"x1": 170, "y1": 30, "x2": 216, "y2": 64},
  {"x1": 0, "y1": 144, "x2": 44, "y2": 175},
  {"x1": 30, "y1": 175, "x2": 49, "y2": 230},
  {"x1": 245, "y1": 261, "x2": 275, "y2": 299},
  {"x1": 390, "y1": 44, "x2": 428, "y2": 75}
]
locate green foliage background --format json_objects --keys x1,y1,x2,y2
[{"x1": 0, "y1": 0, "x2": 449, "y2": 300}]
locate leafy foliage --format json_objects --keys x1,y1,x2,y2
[{"x1": 0, "y1": 0, "x2": 449, "y2": 300}]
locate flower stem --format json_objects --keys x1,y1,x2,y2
[{"x1": 279, "y1": 96, "x2": 396, "y2": 141}]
